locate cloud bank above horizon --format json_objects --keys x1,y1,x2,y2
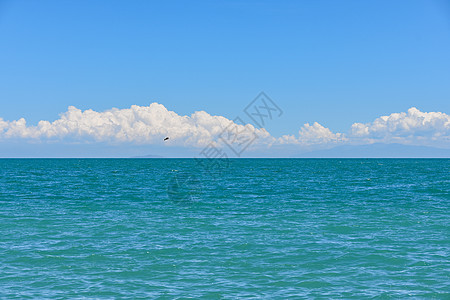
[{"x1": 0, "y1": 103, "x2": 449, "y2": 150}]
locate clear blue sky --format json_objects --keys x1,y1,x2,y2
[{"x1": 0, "y1": 0, "x2": 449, "y2": 157}]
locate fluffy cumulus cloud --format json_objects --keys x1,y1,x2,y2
[
  {"x1": 0, "y1": 104, "x2": 449, "y2": 149},
  {"x1": 278, "y1": 122, "x2": 346, "y2": 145},
  {"x1": 267, "y1": 106, "x2": 450, "y2": 147},
  {"x1": 350, "y1": 107, "x2": 450, "y2": 145},
  {"x1": 298, "y1": 122, "x2": 346, "y2": 144},
  {"x1": 0, "y1": 103, "x2": 272, "y2": 148}
]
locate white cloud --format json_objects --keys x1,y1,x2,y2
[
  {"x1": 0, "y1": 104, "x2": 448, "y2": 149},
  {"x1": 277, "y1": 122, "x2": 346, "y2": 145},
  {"x1": 350, "y1": 107, "x2": 450, "y2": 145},
  {"x1": 0, "y1": 118, "x2": 8, "y2": 133},
  {"x1": 0, "y1": 103, "x2": 271, "y2": 147},
  {"x1": 298, "y1": 122, "x2": 346, "y2": 144}
]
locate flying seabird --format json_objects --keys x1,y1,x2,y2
[{"x1": 164, "y1": 137, "x2": 169, "y2": 141}]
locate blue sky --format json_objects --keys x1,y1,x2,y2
[{"x1": 0, "y1": 0, "x2": 449, "y2": 157}]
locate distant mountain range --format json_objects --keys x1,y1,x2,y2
[
  {"x1": 297, "y1": 143, "x2": 450, "y2": 158},
  {"x1": 130, "y1": 143, "x2": 450, "y2": 158},
  {"x1": 131, "y1": 154, "x2": 165, "y2": 158}
]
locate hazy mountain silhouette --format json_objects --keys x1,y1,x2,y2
[
  {"x1": 131, "y1": 154, "x2": 165, "y2": 158},
  {"x1": 298, "y1": 143, "x2": 450, "y2": 158}
]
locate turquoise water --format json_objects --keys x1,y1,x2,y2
[{"x1": 0, "y1": 159, "x2": 449, "y2": 298}]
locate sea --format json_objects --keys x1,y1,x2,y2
[{"x1": 0, "y1": 158, "x2": 449, "y2": 299}]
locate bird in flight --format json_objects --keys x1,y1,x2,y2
[{"x1": 164, "y1": 137, "x2": 169, "y2": 141}]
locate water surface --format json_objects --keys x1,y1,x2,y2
[{"x1": 0, "y1": 159, "x2": 449, "y2": 298}]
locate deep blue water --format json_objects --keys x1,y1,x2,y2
[{"x1": 0, "y1": 159, "x2": 449, "y2": 298}]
